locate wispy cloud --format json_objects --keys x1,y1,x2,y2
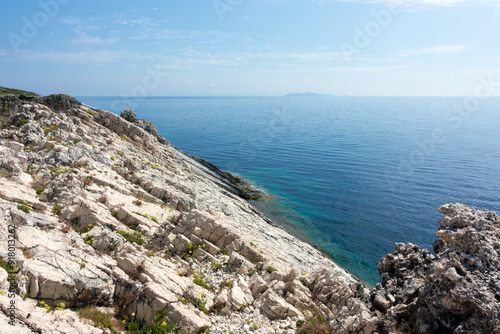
[
  {"x1": 16, "y1": 50, "x2": 147, "y2": 64},
  {"x1": 396, "y1": 44, "x2": 471, "y2": 57},
  {"x1": 337, "y1": 0, "x2": 499, "y2": 6},
  {"x1": 128, "y1": 29, "x2": 233, "y2": 40},
  {"x1": 71, "y1": 35, "x2": 120, "y2": 45}
]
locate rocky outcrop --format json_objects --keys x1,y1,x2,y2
[
  {"x1": 120, "y1": 109, "x2": 169, "y2": 145},
  {"x1": 0, "y1": 93, "x2": 498, "y2": 333},
  {"x1": 375, "y1": 203, "x2": 500, "y2": 333},
  {"x1": 0, "y1": 94, "x2": 361, "y2": 333}
]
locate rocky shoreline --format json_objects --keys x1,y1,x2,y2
[{"x1": 0, "y1": 93, "x2": 499, "y2": 333}]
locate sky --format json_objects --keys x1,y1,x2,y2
[{"x1": 1, "y1": 0, "x2": 499, "y2": 96}]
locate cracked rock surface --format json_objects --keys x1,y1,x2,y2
[{"x1": 0, "y1": 94, "x2": 498, "y2": 333}]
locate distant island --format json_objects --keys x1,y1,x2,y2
[{"x1": 284, "y1": 92, "x2": 335, "y2": 97}]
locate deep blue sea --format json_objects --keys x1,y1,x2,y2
[{"x1": 78, "y1": 96, "x2": 500, "y2": 286}]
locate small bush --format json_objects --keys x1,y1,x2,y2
[
  {"x1": 117, "y1": 230, "x2": 145, "y2": 245},
  {"x1": 17, "y1": 201, "x2": 32, "y2": 214},
  {"x1": 219, "y1": 279, "x2": 234, "y2": 290},
  {"x1": 52, "y1": 203, "x2": 63, "y2": 216},
  {"x1": 42, "y1": 123, "x2": 59, "y2": 135},
  {"x1": 80, "y1": 223, "x2": 95, "y2": 234},
  {"x1": 77, "y1": 306, "x2": 120, "y2": 333},
  {"x1": 296, "y1": 316, "x2": 332, "y2": 334},
  {"x1": 211, "y1": 262, "x2": 223, "y2": 271},
  {"x1": 124, "y1": 309, "x2": 177, "y2": 334},
  {"x1": 265, "y1": 266, "x2": 277, "y2": 273},
  {"x1": 193, "y1": 272, "x2": 214, "y2": 291}
]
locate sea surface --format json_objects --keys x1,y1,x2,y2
[{"x1": 78, "y1": 96, "x2": 500, "y2": 286}]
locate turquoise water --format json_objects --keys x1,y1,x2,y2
[{"x1": 78, "y1": 96, "x2": 500, "y2": 285}]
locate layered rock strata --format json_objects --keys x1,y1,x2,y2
[{"x1": 0, "y1": 94, "x2": 498, "y2": 333}]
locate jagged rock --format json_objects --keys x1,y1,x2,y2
[
  {"x1": 260, "y1": 290, "x2": 290, "y2": 319},
  {"x1": 120, "y1": 109, "x2": 169, "y2": 145},
  {"x1": 166, "y1": 302, "x2": 210, "y2": 332},
  {"x1": 377, "y1": 203, "x2": 500, "y2": 333},
  {"x1": 228, "y1": 286, "x2": 247, "y2": 310},
  {"x1": 228, "y1": 252, "x2": 253, "y2": 275},
  {"x1": 2, "y1": 94, "x2": 498, "y2": 334},
  {"x1": 120, "y1": 109, "x2": 137, "y2": 123},
  {"x1": 249, "y1": 274, "x2": 269, "y2": 297}
]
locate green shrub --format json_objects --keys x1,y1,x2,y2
[
  {"x1": 219, "y1": 280, "x2": 233, "y2": 290},
  {"x1": 52, "y1": 203, "x2": 63, "y2": 216},
  {"x1": 42, "y1": 123, "x2": 59, "y2": 135},
  {"x1": 17, "y1": 201, "x2": 32, "y2": 214},
  {"x1": 211, "y1": 262, "x2": 223, "y2": 271},
  {"x1": 77, "y1": 306, "x2": 120, "y2": 333},
  {"x1": 185, "y1": 242, "x2": 199, "y2": 258},
  {"x1": 124, "y1": 309, "x2": 177, "y2": 334},
  {"x1": 265, "y1": 266, "x2": 277, "y2": 273},
  {"x1": 117, "y1": 230, "x2": 145, "y2": 245},
  {"x1": 0, "y1": 258, "x2": 18, "y2": 274},
  {"x1": 193, "y1": 272, "x2": 214, "y2": 291}
]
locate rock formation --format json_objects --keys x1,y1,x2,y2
[
  {"x1": 0, "y1": 93, "x2": 498, "y2": 333},
  {"x1": 375, "y1": 203, "x2": 500, "y2": 333}
]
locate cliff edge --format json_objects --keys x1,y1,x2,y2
[{"x1": 0, "y1": 94, "x2": 498, "y2": 333}]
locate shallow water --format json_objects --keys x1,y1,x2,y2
[{"x1": 79, "y1": 96, "x2": 500, "y2": 285}]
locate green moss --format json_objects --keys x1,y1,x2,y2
[{"x1": 36, "y1": 187, "x2": 46, "y2": 195}]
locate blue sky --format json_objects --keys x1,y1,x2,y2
[{"x1": 1, "y1": 0, "x2": 499, "y2": 96}]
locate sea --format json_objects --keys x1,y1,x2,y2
[{"x1": 78, "y1": 96, "x2": 500, "y2": 286}]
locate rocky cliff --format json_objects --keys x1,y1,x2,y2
[{"x1": 0, "y1": 94, "x2": 498, "y2": 333}]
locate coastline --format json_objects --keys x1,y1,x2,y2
[{"x1": 0, "y1": 93, "x2": 498, "y2": 333}]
